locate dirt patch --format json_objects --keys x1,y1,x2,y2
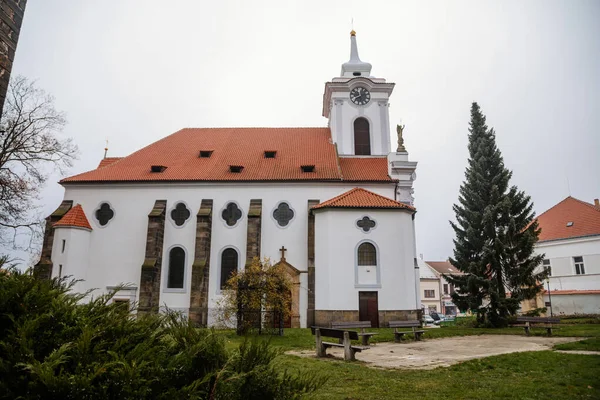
[{"x1": 287, "y1": 335, "x2": 584, "y2": 369}]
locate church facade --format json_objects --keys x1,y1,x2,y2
[{"x1": 35, "y1": 31, "x2": 420, "y2": 328}]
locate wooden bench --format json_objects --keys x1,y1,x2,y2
[
  {"x1": 311, "y1": 327, "x2": 370, "y2": 361},
  {"x1": 389, "y1": 320, "x2": 425, "y2": 342},
  {"x1": 331, "y1": 321, "x2": 378, "y2": 345},
  {"x1": 512, "y1": 316, "x2": 561, "y2": 336}
]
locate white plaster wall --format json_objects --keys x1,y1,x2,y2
[
  {"x1": 329, "y1": 91, "x2": 391, "y2": 156},
  {"x1": 535, "y1": 236, "x2": 600, "y2": 291},
  {"x1": 543, "y1": 294, "x2": 600, "y2": 315},
  {"x1": 60, "y1": 182, "x2": 396, "y2": 327},
  {"x1": 51, "y1": 227, "x2": 91, "y2": 294},
  {"x1": 314, "y1": 209, "x2": 417, "y2": 311}
]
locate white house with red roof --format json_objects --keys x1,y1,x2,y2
[
  {"x1": 35, "y1": 31, "x2": 420, "y2": 328},
  {"x1": 533, "y1": 196, "x2": 600, "y2": 315}
]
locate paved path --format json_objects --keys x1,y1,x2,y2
[{"x1": 288, "y1": 335, "x2": 583, "y2": 369}]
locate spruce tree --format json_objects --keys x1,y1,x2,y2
[{"x1": 447, "y1": 103, "x2": 546, "y2": 327}]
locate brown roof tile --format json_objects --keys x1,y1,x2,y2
[
  {"x1": 61, "y1": 128, "x2": 394, "y2": 184},
  {"x1": 425, "y1": 261, "x2": 464, "y2": 275},
  {"x1": 339, "y1": 157, "x2": 393, "y2": 182},
  {"x1": 53, "y1": 204, "x2": 92, "y2": 230},
  {"x1": 97, "y1": 157, "x2": 123, "y2": 169},
  {"x1": 312, "y1": 187, "x2": 415, "y2": 210},
  {"x1": 536, "y1": 197, "x2": 600, "y2": 242}
]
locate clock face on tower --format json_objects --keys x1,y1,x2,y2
[{"x1": 350, "y1": 87, "x2": 371, "y2": 106}]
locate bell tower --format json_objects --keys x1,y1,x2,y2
[{"x1": 322, "y1": 31, "x2": 395, "y2": 156}]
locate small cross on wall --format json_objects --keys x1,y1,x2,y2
[{"x1": 279, "y1": 246, "x2": 287, "y2": 261}]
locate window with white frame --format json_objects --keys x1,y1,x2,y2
[
  {"x1": 424, "y1": 290, "x2": 435, "y2": 298},
  {"x1": 574, "y1": 256, "x2": 585, "y2": 275},
  {"x1": 356, "y1": 242, "x2": 379, "y2": 287},
  {"x1": 220, "y1": 248, "x2": 239, "y2": 289},
  {"x1": 542, "y1": 259, "x2": 551, "y2": 276},
  {"x1": 167, "y1": 247, "x2": 185, "y2": 289},
  {"x1": 443, "y1": 283, "x2": 449, "y2": 295}
]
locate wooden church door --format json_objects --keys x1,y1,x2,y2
[{"x1": 359, "y1": 291, "x2": 379, "y2": 328}]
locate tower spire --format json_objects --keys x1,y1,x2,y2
[{"x1": 341, "y1": 30, "x2": 372, "y2": 78}]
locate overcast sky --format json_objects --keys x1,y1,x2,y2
[{"x1": 9, "y1": 0, "x2": 600, "y2": 264}]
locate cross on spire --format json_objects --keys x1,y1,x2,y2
[{"x1": 279, "y1": 246, "x2": 287, "y2": 261}]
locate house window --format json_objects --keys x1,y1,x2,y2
[
  {"x1": 357, "y1": 242, "x2": 376, "y2": 266},
  {"x1": 61, "y1": 239, "x2": 66, "y2": 253},
  {"x1": 113, "y1": 299, "x2": 130, "y2": 311},
  {"x1": 58, "y1": 264, "x2": 63, "y2": 278},
  {"x1": 222, "y1": 202, "x2": 242, "y2": 227},
  {"x1": 356, "y1": 241, "x2": 379, "y2": 287},
  {"x1": 574, "y1": 256, "x2": 585, "y2": 275},
  {"x1": 356, "y1": 216, "x2": 376, "y2": 233},
  {"x1": 167, "y1": 247, "x2": 185, "y2": 289},
  {"x1": 220, "y1": 248, "x2": 238, "y2": 289},
  {"x1": 542, "y1": 259, "x2": 551, "y2": 276},
  {"x1": 171, "y1": 202, "x2": 191, "y2": 227},
  {"x1": 424, "y1": 290, "x2": 435, "y2": 298},
  {"x1": 273, "y1": 202, "x2": 295, "y2": 227},
  {"x1": 443, "y1": 284, "x2": 449, "y2": 295},
  {"x1": 95, "y1": 203, "x2": 115, "y2": 226},
  {"x1": 450, "y1": 283, "x2": 455, "y2": 294},
  {"x1": 354, "y1": 117, "x2": 371, "y2": 155}
]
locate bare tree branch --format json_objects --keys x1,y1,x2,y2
[{"x1": 0, "y1": 76, "x2": 78, "y2": 250}]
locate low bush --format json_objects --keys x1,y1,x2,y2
[{"x1": 0, "y1": 268, "x2": 323, "y2": 399}]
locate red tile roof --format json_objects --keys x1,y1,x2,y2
[
  {"x1": 61, "y1": 128, "x2": 394, "y2": 184},
  {"x1": 54, "y1": 204, "x2": 92, "y2": 230},
  {"x1": 312, "y1": 188, "x2": 415, "y2": 210},
  {"x1": 536, "y1": 197, "x2": 600, "y2": 242},
  {"x1": 97, "y1": 157, "x2": 123, "y2": 169},
  {"x1": 339, "y1": 157, "x2": 393, "y2": 182},
  {"x1": 425, "y1": 261, "x2": 465, "y2": 275}
]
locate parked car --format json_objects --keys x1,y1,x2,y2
[
  {"x1": 422, "y1": 315, "x2": 435, "y2": 325},
  {"x1": 444, "y1": 314, "x2": 456, "y2": 321},
  {"x1": 430, "y1": 312, "x2": 445, "y2": 325}
]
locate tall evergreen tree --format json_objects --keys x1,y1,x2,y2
[{"x1": 447, "y1": 103, "x2": 546, "y2": 327}]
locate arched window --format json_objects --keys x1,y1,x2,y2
[
  {"x1": 167, "y1": 247, "x2": 185, "y2": 289},
  {"x1": 220, "y1": 248, "x2": 239, "y2": 289},
  {"x1": 354, "y1": 118, "x2": 371, "y2": 155},
  {"x1": 358, "y1": 242, "x2": 377, "y2": 266}
]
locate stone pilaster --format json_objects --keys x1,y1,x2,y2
[
  {"x1": 138, "y1": 200, "x2": 167, "y2": 316},
  {"x1": 245, "y1": 199, "x2": 262, "y2": 266},
  {"x1": 307, "y1": 199, "x2": 319, "y2": 327},
  {"x1": 33, "y1": 200, "x2": 73, "y2": 280},
  {"x1": 189, "y1": 199, "x2": 213, "y2": 326}
]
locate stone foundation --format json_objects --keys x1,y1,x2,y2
[{"x1": 315, "y1": 309, "x2": 420, "y2": 327}]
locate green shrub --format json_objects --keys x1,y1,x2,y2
[{"x1": 0, "y1": 268, "x2": 323, "y2": 399}]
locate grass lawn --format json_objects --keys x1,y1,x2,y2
[
  {"x1": 220, "y1": 324, "x2": 600, "y2": 399},
  {"x1": 276, "y1": 350, "x2": 600, "y2": 399},
  {"x1": 554, "y1": 337, "x2": 600, "y2": 352}
]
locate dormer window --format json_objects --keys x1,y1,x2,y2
[
  {"x1": 567, "y1": 221, "x2": 574, "y2": 227},
  {"x1": 199, "y1": 150, "x2": 213, "y2": 158},
  {"x1": 229, "y1": 165, "x2": 244, "y2": 173},
  {"x1": 264, "y1": 151, "x2": 277, "y2": 159},
  {"x1": 353, "y1": 72, "x2": 361, "y2": 76},
  {"x1": 151, "y1": 165, "x2": 167, "y2": 173},
  {"x1": 301, "y1": 165, "x2": 315, "y2": 173}
]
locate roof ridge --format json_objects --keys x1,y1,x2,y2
[
  {"x1": 569, "y1": 196, "x2": 600, "y2": 212},
  {"x1": 536, "y1": 196, "x2": 600, "y2": 221}
]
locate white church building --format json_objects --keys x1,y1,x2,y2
[{"x1": 35, "y1": 31, "x2": 420, "y2": 328}]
